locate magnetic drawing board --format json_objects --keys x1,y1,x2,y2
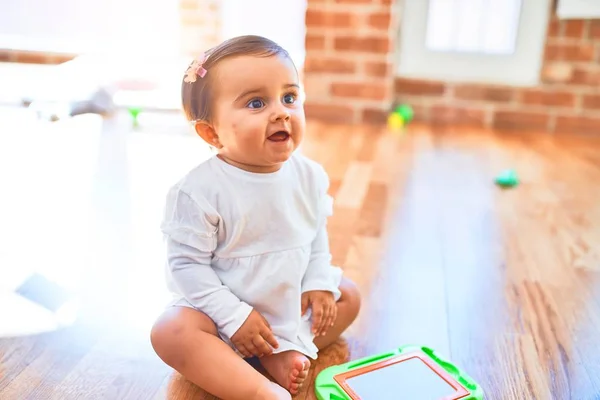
[
  {"x1": 314, "y1": 345, "x2": 484, "y2": 400},
  {"x1": 344, "y1": 356, "x2": 458, "y2": 399}
]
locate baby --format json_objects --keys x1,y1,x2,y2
[{"x1": 150, "y1": 35, "x2": 361, "y2": 400}]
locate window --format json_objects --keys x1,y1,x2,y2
[
  {"x1": 397, "y1": 0, "x2": 551, "y2": 86},
  {"x1": 425, "y1": 0, "x2": 522, "y2": 55},
  {"x1": 557, "y1": 0, "x2": 600, "y2": 19}
]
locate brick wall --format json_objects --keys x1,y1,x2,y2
[
  {"x1": 304, "y1": 1, "x2": 600, "y2": 133},
  {"x1": 0, "y1": 0, "x2": 221, "y2": 64},
  {"x1": 302, "y1": 0, "x2": 400, "y2": 124},
  {"x1": 396, "y1": 16, "x2": 600, "y2": 134},
  {"x1": 179, "y1": 0, "x2": 222, "y2": 57},
  {"x1": 0, "y1": 51, "x2": 74, "y2": 65}
]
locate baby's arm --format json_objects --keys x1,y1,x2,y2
[
  {"x1": 162, "y1": 189, "x2": 252, "y2": 340},
  {"x1": 165, "y1": 237, "x2": 253, "y2": 340},
  {"x1": 301, "y1": 167, "x2": 342, "y2": 299},
  {"x1": 301, "y1": 216, "x2": 342, "y2": 299},
  {"x1": 300, "y1": 167, "x2": 343, "y2": 335}
]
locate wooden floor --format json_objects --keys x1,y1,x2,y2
[{"x1": 1, "y1": 111, "x2": 600, "y2": 399}]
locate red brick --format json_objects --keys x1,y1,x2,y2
[
  {"x1": 306, "y1": 10, "x2": 358, "y2": 28},
  {"x1": 362, "y1": 108, "x2": 388, "y2": 124},
  {"x1": 493, "y1": 110, "x2": 549, "y2": 131},
  {"x1": 520, "y1": 89, "x2": 576, "y2": 108},
  {"x1": 304, "y1": 58, "x2": 356, "y2": 73},
  {"x1": 0, "y1": 51, "x2": 14, "y2": 62},
  {"x1": 563, "y1": 20, "x2": 586, "y2": 39},
  {"x1": 590, "y1": 21, "x2": 600, "y2": 40},
  {"x1": 545, "y1": 43, "x2": 596, "y2": 62},
  {"x1": 331, "y1": 82, "x2": 387, "y2": 100},
  {"x1": 13, "y1": 52, "x2": 54, "y2": 64},
  {"x1": 304, "y1": 102, "x2": 354, "y2": 123},
  {"x1": 368, "y1": 12, "x2": 391, "y2": 30},
  {"x1": 334, "y1": 0, "x2": 372, "y2": 3},
  {"x1": 306, "y1": 34, "x2": 326, "y2": 50},
  {"x1": 453, "y1": 85, "x2": 514, "y2": 103},
  {"x1": 582, "y1": 94, "x2": 600, "y2": 110},
  {"x1": 334, "y1": 36, "x2": 390, "y2": 54},
  {"x1": 181, "y1": 12, "x2": 211, "y2": 26},
  {"x1": 555, "y1": 115, "x2": 600, "y2": 134},
  {"x1": 395, "y1": 78, "x2": 446, "y2": 96},
  {"x1": 570, "y1": 66, "x2": 600, "y2": 86},
  {"x1": 180, "y1": 0, "x2": 199, "y2": 10},
  {"x1": 547, "y1": 19, "x2": 561, "y2": 38},
  {"x1": 365, "y1": 61, "x2": 390, "y2": 77},
  {"x1": 430, "y1": 105, "x2": 486, "y2": 127}
]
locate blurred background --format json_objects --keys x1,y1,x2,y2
[{"x1": 0, "y1": 0, "x2": 599, "y2": 351}]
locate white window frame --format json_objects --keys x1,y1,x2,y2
[
  {"x1": 396, "y1": 0, "x2": 552, "y2": 87},
  {"x1": 557, "y1": 0, "x2": 600, "y2": 19}
]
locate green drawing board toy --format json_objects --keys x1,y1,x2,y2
[{"x1": 315, "y1": 345, "x2": 483, "y2": 400}]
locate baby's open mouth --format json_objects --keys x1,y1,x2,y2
[{"x1": 268, "y1": 131, "x2": 290, "y2": 142}]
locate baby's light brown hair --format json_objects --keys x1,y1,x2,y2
[{"x1": 181, "y1": 35, "x2": 294, "y2": 124}]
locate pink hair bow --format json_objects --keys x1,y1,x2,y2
[{"x1": 184, "y1": 53, "x2": 208, "y2": 83}]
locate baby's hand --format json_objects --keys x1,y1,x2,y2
[
  {"x1": 301, "y1": 290, "x2": 337, "y2": 336},
  {"x1": 231, "y1": 309, "x2": 279, "y2": 358}
]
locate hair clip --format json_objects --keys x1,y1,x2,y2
[{"x1": 184, "y1": 53, "x2": 208, "y2": 83}]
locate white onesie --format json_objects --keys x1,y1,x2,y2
[{"x1": 160, "y1": 151, "x2": 343, "y2": 359}]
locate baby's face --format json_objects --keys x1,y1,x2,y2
[{"x1": 210, "y1": 54, "x2": 305, "y2": 173}]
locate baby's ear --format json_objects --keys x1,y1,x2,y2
[{"x1": 194, "y1": 121, "x2": 222, "y2": 148}]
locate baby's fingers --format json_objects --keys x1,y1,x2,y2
[
  {"x1": 311, "y1": 303, "x2": 324, "y2": 334},
  {"x1": 252, "y1": 336, "x2": 273, "y2": 357},
  {"x1": 261, "y1": 327, "x2": 279, "y2": 349},
  {"x1": 320, "y1": 312, "x2": 333, "y2": 336},
  {"x1": 235, "y1": 343, "x2": 252, "y2": 358},
  {"x1": 318, "y1": 305, "x2": 333, "y2": 336}
]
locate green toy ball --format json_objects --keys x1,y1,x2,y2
[
  {"x1": 396, "y1": 104, "x2": 414, "y2": 123},
  {"x1": 495, "y1": 169, "x2": 519, "y2": 187}
]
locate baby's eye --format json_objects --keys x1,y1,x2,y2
[
  {"x1": 283, "y1": 93, "x2": 296, "y2": 104},
  {"x1": 247, "y1": 99, "x2": 265, "y2": 109}
]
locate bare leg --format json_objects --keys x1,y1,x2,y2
[
  {"x1": 314, "y1": 277, "x2": 361, "y2": 350},
  {"x1": 260, "y1": 277, "x2": 361, "y2": 395},
  {"x1": 150, "y1": 306, "x2": 291, "y2": 400}
]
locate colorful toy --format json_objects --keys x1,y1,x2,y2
[
  {"x1": 128, "y1": 106, "x2": 142, "y2": 127},
  {"x1": 387, "y1": 104, "x2": 414, "y2": 133},
  {"x1": 315, "y1": 345, "x2": 483, "y2": 400},
  {"x1": 495, "y1": 169, "x2": 519, "y2": 188}
]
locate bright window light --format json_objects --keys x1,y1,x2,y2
[{"x1": 425, "y1": 0, "x2": 522, "y2": 54}]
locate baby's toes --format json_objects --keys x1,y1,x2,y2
[
  {"x1": 296, "y1": 367, "x2": 309, "y2": 381},
  {"x1": 289, "y1": 382, "x2": 301, "y2": 394}
]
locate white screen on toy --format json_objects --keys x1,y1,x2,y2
[{"x1": 344, "y1": 357, "x2": 457, "y2": 400}]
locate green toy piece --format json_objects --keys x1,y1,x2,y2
[
  {"x1": 315, "y1": 345, "x2": 484, "y2": 400},
  {"x1": 396, "y1": 104, "x2": 414, "y2": 123},
  {"x1": 128, "y1": 106, "x2": 142, "y2": 127},
  {"x1": 387, "y1": 104, "x2": 414, "y2": 133},
  {"x1": 495, "y1": 169, "x2": 519, "y2": 187}
]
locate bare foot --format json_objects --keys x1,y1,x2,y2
[
  {"x1": 259, "y1": 351, "x2": 311, "y2": 395},
  {"x1": 255, "y1": 381, "x2": 292, "y2": 400}
]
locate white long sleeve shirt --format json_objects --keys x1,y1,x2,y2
[{"x1": 160, "y1": 152, "x2": 342, "y2": 359}]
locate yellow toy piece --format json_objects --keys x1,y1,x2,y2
[{"x1": 388, "y1": 112, "x2": 405, "y2": 133}]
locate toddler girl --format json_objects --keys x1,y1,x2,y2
[{"x1": 150, "y1": 35, "x2": 361, "y2": 400}]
